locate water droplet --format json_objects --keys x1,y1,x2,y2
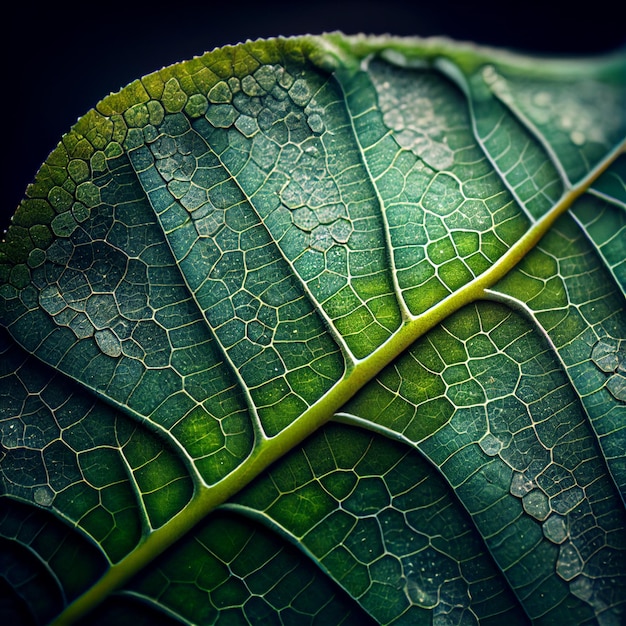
[
  {"x1": 522, "y1": 489, "x2": 550, "y2": 521},
  {"x1": 329, "y1": 219, "x2": 353, "y2": 244},
  {"x1": 184, "y1": 94, "x2": 208, "y2": 119},
  {"x1": 479, "y1": 433, "x2": 502, "y2": 456},
  {"x1": 510, "y1": 471, "x2": 535, "y2": 497},
  {"x1": 234, "y1": 114, "x2": 259, "y2": 138},
  {"x1": 1, "y1": 419, "x2": 22, "y2": 449},
  {"x1": 590, "y1": 337, "x2": 617, "y2": 361},
  {"x1": 228, "y1": 77, "x2": 241, "y2": 93},
  {"x1": 162, "y1": 77, "x2": 188, "y2": 114},
  {"x1": 241, "y1": 75, "x2": 265, "y2": 97},
  {"x1": 27, "y1": 248, "x2": 46, "y2": 269},
  {"x1": 34, "y1": 486, "x2": 54, "y2": 507},
  {"x1": 542, "y1": 514, "x2": 568, "y2": 544},
  {"x1": 277, "y1": 67, "x2": 293, "y2": 90},
  {"x1": 76, "y1": 181, "x2": 101, "y2": 208},
  {"x1": 570, "y1": 130, "x2": 586, "y2": 146},
  {"x1": 208, "y1": 81, "x2": 231, "y2": 104},
  {"x1": 532, "y1": 91, "x2": 551, "y2": 107},
  {"x1": 307, "y1": 113, "x2": 324, "y2": 133},
  {"x1": 557, "y1": 542, "x2": 583, "y2": 581},
  {"x1": 310, "y1": 225, "x2": 334, "y2": 252},
  {"x1": 51, "y1": 212, "x2": 79, "y2": 238},
  {"x1": 94, "y1": 329, "x2": 122, "y2": 358},
  {"x1": 288, "y1": 78, "x2": 312, "y2": 107},
  {"x1": 253, "y1": 65, "x2": 279, "y2": 92},
  {"x1": 481, "y1": 65, "x2": 498, "y2": 84},
  {"x1": 206, "y1": 104, "x2": 238, "y2": 128}
]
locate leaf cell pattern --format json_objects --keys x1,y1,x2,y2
[{"x1": 1, "y1": 34, "x2": 625, "y2": 625}]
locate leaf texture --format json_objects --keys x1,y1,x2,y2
[{"x1": 1, "y1": 33, "x2": 625, "y2": 625}]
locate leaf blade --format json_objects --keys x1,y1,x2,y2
[{"x1": 1, "y1": 33, "x2": 625, "y2": 625}]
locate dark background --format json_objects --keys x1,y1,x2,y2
[{"x1": 3, "y1": 1, "x2": 624, "y2": 232}]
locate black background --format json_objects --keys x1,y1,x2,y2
[{"x1": 2, "y1": 1, "x2": 624, "y2": 232}]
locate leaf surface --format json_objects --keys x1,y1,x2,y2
[{"x1": 1, "y1": 33, "x2": 625, "y2": 625}]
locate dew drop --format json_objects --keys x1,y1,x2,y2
[
  {"x1": 72, "y1": 202, "x2": 91, "y2": 223},
  {"x1": 253, "y1": 65, "x2": 279, "y2": 92},
  {"x1": 241, "y1": 75, "x2": 265, "y2": 97},
  {"x1": 329, "y1": 218, "x2": 353, "y2": 244},
  {"x1": 34, "y1": 486, "x2": 54, "y2": 507},
  {"x1": 184, "y1": 94, "x2": 208, "y2": 119},
  {"x1": 556, "y1": 542, "x2": 583, "y2": 581},
  {"x1": 532, "y1": 91, "x2": 551, "y2": 107},
  {"x1": 510, "y1": 471, "x2": 535, "y2": 497},
  {"x1": 542, "y1": 514, "x2": 568, "y2": 544},
  {"x1": 206, "y1": 104, "x2": 238, "y2": 129},
  {"x1": 591, "y1": 337, "x2": 611, "y2": 364},
  {"x1": 570, "y1": 130, "x2": 586, "y2": 146},
  {"x1": 1, "y1": 419, "x2": 21, "y2": 449},
  {"x1": 481, "y1": 65, "x2": 498, "y2": 84},
  {"x1": 479, "y1": 433, "x2": 502, "y2": 456},
  {"x1": 94, "y1": 329, "x2": 122, "y2": 358},
  {"x1": 288, "y1": 78, "x2": 312, "y2": 107},
  {"x1": 590, "y1": 337, "x2": 625, "y2": 402},
  {"x1": 307, "y1": 113, "x2": 324, "y2": 133},
  {"x1": 234, "y1": 114, "x2": 259, "y2": 138},
  {"x1": 27, "y1": 248, "x2": 46, "y2": 269},
  {"x1": 310, "y1": 225, "x2": 334, "y2": 252},
  {"x1": 522, "y1": 489, "x2": 551, "y2": 521}
]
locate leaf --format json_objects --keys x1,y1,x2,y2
[{"x1": 1, "y1": 33, "x2": 625, "y2": 625}]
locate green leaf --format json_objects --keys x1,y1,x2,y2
[{"x1": 1, "y1": 33, "x2": 625, "y2": 625}]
